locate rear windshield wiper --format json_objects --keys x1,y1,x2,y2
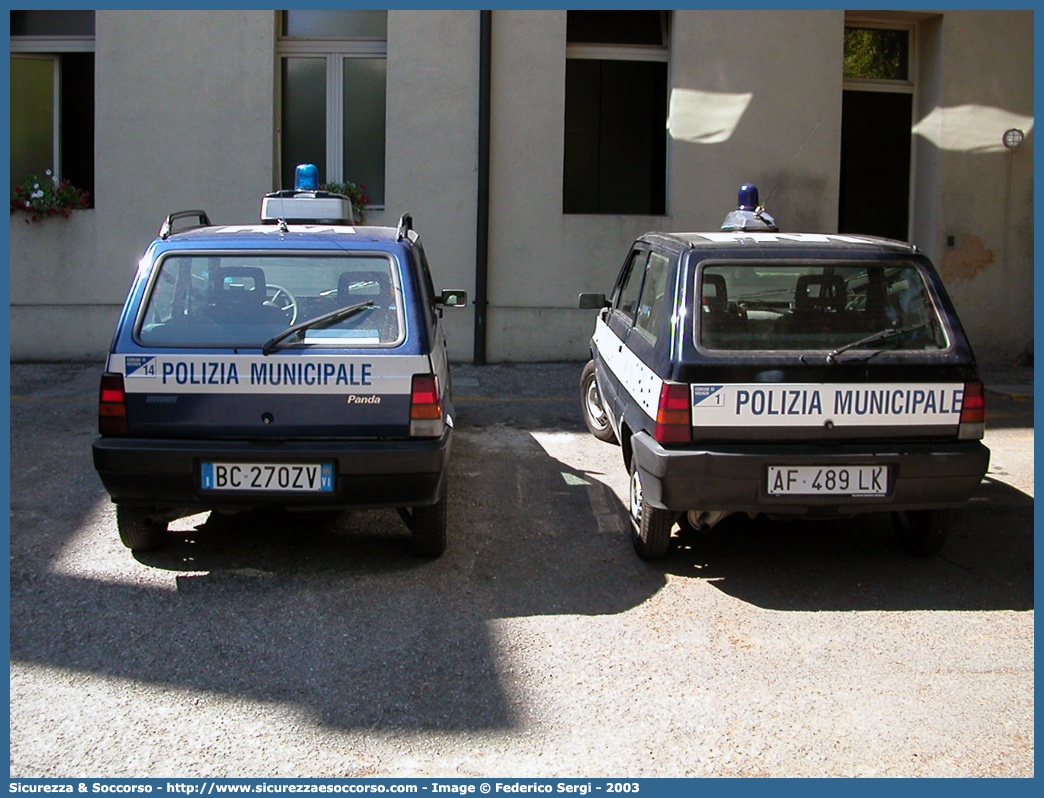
[
  {"x1": 261, "y1": 300, "x2": 373, "y2": 355},
  {"x1": 825, "y1": 322, "x2": 929, "y2": 365}
]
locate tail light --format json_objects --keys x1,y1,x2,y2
[
  {"x1": 410, "y1": 374, "x2": 444, "y2": 437},
  {"x1": 958, "y1": 380, "x2": 986, "y2": 440},
  {"x1": 98, "y1": 373, "x2": 129, "y2": 436},
  {"x1": 655, "y1": 382, "x2": 691, "y2": 444}
]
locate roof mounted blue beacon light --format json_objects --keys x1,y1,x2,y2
[
  {"x1": 721, "y1": 183, "x2": 778, "y2": 232},
  {"x1": 737, "y1": 183, "x2": 759, "y2": 211},
  {"x1": 260, "y1": 164, "x2": 354, "y2": 224},
  {"x1": 295, "y1": 163, "x2": 319, "y2": 192}
]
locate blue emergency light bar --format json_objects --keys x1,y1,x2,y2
[
  {"x1": 261, "y1": 164, "x2": 355, "y2": 224},
  {"x1": 295, "y1": 163, "x2": 319, "y2": 192},
  {"x1": 721, "y1": 183, "x2": 778, "y2": 232}
]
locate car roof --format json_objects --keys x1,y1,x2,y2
[
  {"x1": 158, "y1": 223, "x2": 401, "y2": 243},
  {"x1": 144, "y1": 223, "x2": 413, "y2": 255},
  {"x1": 640, "y1": 230, "x2": 919, "y2": 256}
]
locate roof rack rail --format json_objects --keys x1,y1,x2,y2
[
  {"x1": 397, "y1": 213, "x2": 413, "y2": 240},
  {"x1": 159, "y1": 210, "x2": 211, "y2": 240},
  {"x1": 264, "y1": 189, "x2": 339, "y2": 200}
]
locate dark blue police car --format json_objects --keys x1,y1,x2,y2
[
  {"x1": 93, "y1": 165, "x2": 466, "y2": 557},
  {"x1": 579, "y1": 186, "x2": 990, "y2": 560}
]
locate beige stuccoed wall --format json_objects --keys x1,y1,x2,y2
[
  {"x1": 9, "y1": 9, "x2": 482, "y2": 363},
  {"x1": 10, "y1": 9, "x2": 277, "y2": 361},
  {"x1": 481, "y1": 9, "x2": 1033, "y2": 365},
  {"x1": 482, "y1": 10, "x2": 845, "y2": 362},
  {"x1": 485, "y1": 9, "x2": 672, "y2": 362},
  {"x1": 667, "y1": 10, "x2": 844, "y2": 233},
  {"x1": 923, "y1": 10, "x2": 1033, "y2": 365},
  {"x1": 9, "y1": 211, "x2": 104, "y2": 360},
  {"x1": 382, "y1": 10, "x2": 481, "y2": 364},
  {"x1": 8, "y1": 9, "x2": 1033, "y2": 365}
]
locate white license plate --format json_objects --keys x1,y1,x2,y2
[
  {"x1": 201, "y1": 462, "x2": 334, "y2": 492},
  {"x1": 767, "y1": 465, "x2": 887, "y2": 497}
]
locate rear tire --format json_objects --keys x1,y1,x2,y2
[
  {"x1": 116, "y1": 506, "x2": 168, "y2": 551},
  {"x1": 892, "y1": 509, "x2": 949, "y2": 556},
  {"x1": 580, "y1": 360, "x2": 617, "y2": 443},
  {"x1": 628, "y1": 456, "x2": 674, "y2": 560},
  {"x1": 409, "y1": 493, "x2": 447, "y2": 558}
]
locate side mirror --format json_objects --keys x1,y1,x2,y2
[
  {"x1": 578, "y1": 292, "x2": 608, "y2": 310},
  {"x1": 438, "y1": 289, "x2": 468, "y2": 308}
]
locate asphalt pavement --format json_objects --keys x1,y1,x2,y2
[{"x1": 8, "y1": 360, "x2": 1035, "y2": 778}]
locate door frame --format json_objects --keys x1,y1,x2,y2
[{"x1": 840, "y1": 18, "x2": 918, "y2": 241}]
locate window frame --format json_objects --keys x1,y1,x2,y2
[
  {"x1": 276, "y1": 16, "x2": 388, "y2": 205},
  {"x1": 842, "y1": 20, "x2": 916, "y2": 95},
  {"x1": 565, "y1": 43, "x2": 668, "y2": 63},
  {"x1": 9, "y1": 34, "x2": 95, "y2": 54},
  {"x1": 840, "y1": 18, "x2": 917, "y2": 241},
  {"x1": 563, "y1": 11, "x2": 671, "y2": 216},
  {"x1": 10, "y1": 31, "x2": 94, "y2": 191}
]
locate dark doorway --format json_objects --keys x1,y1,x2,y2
[
  {"x1": 563, "y1": 58, "x2": 668, "y2": 215},
  {"x1": 838, "y1": 90, "x2": 912, "y2": 241}
]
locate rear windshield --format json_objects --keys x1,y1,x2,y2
[
  {"x1": 697, "y1": 260, "x2": 949, "y2": 353},
  {"x1": 137, "y1": 252, "x2": 404, "y2": 348}
]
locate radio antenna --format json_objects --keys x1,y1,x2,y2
[{"x1": 762, "y1": 117, "x2": 822, "y2": 207}]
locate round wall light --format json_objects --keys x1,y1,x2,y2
[{"x1": 1003, "y1": 128, "x2": 1025, "y2": 149}]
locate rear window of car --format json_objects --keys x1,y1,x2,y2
[
  {"x1": 136, "y1": 252, "x2": 404, "y2": 348},
  {"x1": 696, "y1": 260, "x2": 950, "y2": 353}
]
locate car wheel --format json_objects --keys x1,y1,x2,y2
[
  {"x1": 629, "y1": 456, "x2": 674, "y2": 559},
  {"x1": 409, "y1": 493, "x2": 447, "y2": 558},
  {"x1": 116, "y1": 506, "x2": 168, "y2": 551},
  {"x1": 892, "y1": 509, "x2": 949, "y2": 556},
  {"x1": 580, "y1": 360, "x2": 617, "y2": 443}
]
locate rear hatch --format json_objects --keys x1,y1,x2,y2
[
  {"x1": 113, "y1": 249, "x2": 429, "y2": 440},
  {"x1": 683, "y1": 255, "x2": 983, "y2": 443}
]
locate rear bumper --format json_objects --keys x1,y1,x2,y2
[
  {"x1": 92, "y1": 431, "x2": 451, "y2": 511},
  {"x1": 631, "y1": 432, "x2": 990, "y2": 516}
]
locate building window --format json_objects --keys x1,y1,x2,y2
[
  {"x1": 278, "y1": 10, "x2": 387, "y2": 205},
  {"x1": 9, "y1": 11, "x2": 95, "y2": 200},
  {"x1": 563, "y1": 11, "x2": 669, "y2": 216},
  {"x1": 843, "y1": 26, "x2": 910, "y2": 83},
  {"x1": 839, "y1": 23, "x2": 915, "y2": 241}
]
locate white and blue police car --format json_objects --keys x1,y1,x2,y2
[
  {"x1": 579, "y1": 185, "x2": 990, "y2": 560},
  {"x1": 93, "y1": 165, "x2": 466, "y2": 557}
]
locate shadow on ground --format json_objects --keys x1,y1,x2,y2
[{"x1": 659, "y1": 476, "x2": 1033, "y2": 612}]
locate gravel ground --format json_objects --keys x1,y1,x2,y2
[{"x1": 9, "y1": 361, "x2": 1034, "y2": 778}]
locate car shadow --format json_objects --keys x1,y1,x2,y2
[
  {"x1": 9, "y1": 361, "x2": 1033, "y2": 738},
  {"x1": 657, "y1": 476, "x2": 1033, "y2": 612},
  {"x1": 10, "y1": 374, "x2": 663, "y2": 732}
]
